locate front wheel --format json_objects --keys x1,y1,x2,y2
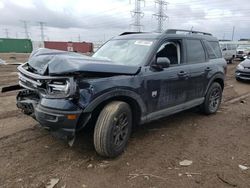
[
  {"x1": 94, "y1": 101, "x2": 132, "y2": 157},
  {"x1": 201, "y1": 82, "x2": 222, "y2": 115}
]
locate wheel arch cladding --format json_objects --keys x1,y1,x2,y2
[
  {"x1": 206, "y1": 74, "x2": 224, "y2": 94},
  {"x1": 83, "y1": 90, "x2": 146, "y2": 126},
  {"x1": 213, "y1": 78, "x2": 224, "y2": 90}
]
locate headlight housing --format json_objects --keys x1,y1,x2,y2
[
  {"x1": 48, "y1": 80, "x2": 70, "y2": 94},
  {"x1": 237, "y1": 64, "x2": 244, "y2": 70},
  {"x1": 46, "y1": 78, "x2": 76, "y2": 98}
]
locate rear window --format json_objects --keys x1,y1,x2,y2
[
  {"x1": 186, "y1": 39, "x2": 206, "y2": 63},
  {"x1": 208, "y1": 41, "x2": 222, "y2": 58}
]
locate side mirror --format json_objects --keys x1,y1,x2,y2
[{"x1": 156, "y1": 57, "x2": 170, "y2": 68}]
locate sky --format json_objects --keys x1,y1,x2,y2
[{"x1": 0, "y1": 0, "x2": 249, "y2": 43}]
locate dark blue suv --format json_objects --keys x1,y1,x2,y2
[{"x1": 16, "y1": 29, "x2": 227, "y2": 157}]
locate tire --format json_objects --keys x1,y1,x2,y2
[
  {"x1": 94, "y1": 101, "x2": 132, "y2": 157},
  {"x1": 201, "y1": 82, "x2": 222, "y2": 115}
]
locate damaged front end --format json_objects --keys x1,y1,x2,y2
[
  {"x1": 14, "y1": 48, "x2": 141, "y2": 141},
  {"x1": 16, "y1": 63, "x2": 90, "y2": 140}
]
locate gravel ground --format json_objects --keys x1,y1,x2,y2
[{"x1": 0, "y1": 58, "x2": 249, "y2": 188}]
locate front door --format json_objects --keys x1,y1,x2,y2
[{"x1": 144, "y1": 39, "x2": 190, "y2": 114}]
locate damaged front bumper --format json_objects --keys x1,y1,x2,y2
[
  {"x1": 17, "y1": 89, "x2": 91, "y2": 139},
  {"x1": 16, "y1": 64, "x2": 91, "y2": 140}
]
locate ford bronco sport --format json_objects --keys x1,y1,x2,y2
[{"x1": 15, "y1": 29, "x2": 227, "y2": 157}]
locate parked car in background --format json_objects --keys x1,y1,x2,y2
[
  {"x1": 13, "y1": 29, "x2": 226, "y2": 157},
  {"x1": 236, "y1": 44, "x2": 250, "y2": 60},
  {"x1": 219, "y1": 41, "x2": 237, "y2": 63},
  {"x1": 235, "y1": 55, "x2": 250, "y2": 81}
]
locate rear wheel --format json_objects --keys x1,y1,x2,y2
[
  {"x1": 94, "y1": 101, "x2": 132, "y2": 157},
  {"x1": 201, "y1": 82, "x2": 222, "y2": 114}
]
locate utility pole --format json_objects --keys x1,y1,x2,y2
[
  {"x1": 153, "y1": 0, "x2": 168, "y2": 33},
  {"x1": 4, "y1": 28, "x2": 9, "y2": 38},
  {"x1": 20, "y1": 20, "x2": 29, "y2": 39},
  {"x1": 231, "y1": 26, "x2": 235, "y2": 41},
  {"x1": 130, "y1": 0, "x2": 145, "y2": 32},
  {"x1": 38, "y1": 22, "x2": 46, "y2": 42},
  {"x1": 78, "y1": 34, "x2": 81, "y2": 42}
]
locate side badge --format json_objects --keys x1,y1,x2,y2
[{"x1": 152, "y1": 91, "x2": 157, "y2": 98}]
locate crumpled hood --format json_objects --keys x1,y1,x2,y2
[
  {"x1": 27, "y1": 48, "x2": 141, "y2": 76},
  {"x1": 241, "y1": 58, "x2": 250, "y2": 68}
]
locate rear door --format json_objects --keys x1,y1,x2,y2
[{"x1": 185, "y1": 39, "x2": 209, "y2": 101}]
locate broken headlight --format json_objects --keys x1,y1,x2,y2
[{"x1": 47, "y1": 80, "x2": 70, "y2": 96}]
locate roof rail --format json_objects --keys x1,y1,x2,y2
[
  {"x1": 119, "y1": 32, "x2": 146, "y2": 36},
  {"x1": 165, "y1": 29, "x2": 212, "y2": 36}
]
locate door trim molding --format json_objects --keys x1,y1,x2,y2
[{"x1": 141, "y1": 97, "x2": 204, "y2": 124}]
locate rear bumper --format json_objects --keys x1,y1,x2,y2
[{"x1": 236, "y1": 54, "x2": 245, "y2": 58}]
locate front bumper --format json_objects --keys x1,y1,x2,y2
[
  {"x1": 235, "y1": 70, "x2": 250, "y2": 80},
  {"x1": 17, "y1": 90, "x2": 91, "y2": 140}
]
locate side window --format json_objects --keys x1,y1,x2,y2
[
  {"x1": 186, "y1": 39, "x2": 206, "y2": 63},
  {"x1": 156, "y1": 41, "x2": 181, "y2": 65},
  {"x1": 204, "y1": 41, "x2": 217, "y2": 59},
  {"x1": 209, "y1": 41, "x2": 222, "y2": 58}
]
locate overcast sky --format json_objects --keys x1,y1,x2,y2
[{"x1": 0, "y1": 0, "x2": 249, "y2": 43}]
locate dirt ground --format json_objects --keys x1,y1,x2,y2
[{"x1": 0, "y1": 56, "x2": 250, "y2": 188}]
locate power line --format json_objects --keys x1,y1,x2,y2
[
  {"x1": 130, "y1": 0, "x2": 145, "y2": 32},
  {"x1": 38, "y1": 21, "x2": 46, "y2": 42},
  {"x1": 153, "y1": 0, "x2": 168, "y2": 33}
]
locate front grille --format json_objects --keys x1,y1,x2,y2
[
  {"x1": 237, "y1": 71, "x2": 250, "y2": 78},
  {"x1": 237, "y1": 51, "x2": 244, "y2": 54}
]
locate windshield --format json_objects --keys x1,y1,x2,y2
[
  {"x1": 238, "y1": 45, "x2": 250, "y2": 49},
  {"x1": 92, "y1": 39, "x2": 154, "y2": 66}
]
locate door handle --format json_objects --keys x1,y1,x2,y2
[
  {"x1": 178, "y1": 71, "x2": 187, "y2": 76},
  {"x1": 205, "y1": 67, "x2": 212, "y2": 72},
  {"x1": 178, "y1": 71, "x2": 189, "y2": 79}
]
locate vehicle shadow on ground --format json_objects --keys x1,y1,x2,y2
[
  {"x1": 72, "y1": 107, "x2": 201, "y2": 159},
  {"x1": 237, "y1": 79, "x2": 250, "y2": 84}
]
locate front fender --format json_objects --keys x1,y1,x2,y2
[{"x1": 83, "y1": 89, "x2": 146, "y2": 115}]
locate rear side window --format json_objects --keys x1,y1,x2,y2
[
  {"x1": 186, "y1": 39, "x2": 206, "y2": 63},
  {"x1": 209, "y1": 41, "x2": 222, "y2": 58},
  {"x1": 204, "y1": 41, "x2": 220, "y2": 59}
]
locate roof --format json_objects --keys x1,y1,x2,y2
[{"x1": 114, "y1": 29, "x2": 218, "y2": 42}]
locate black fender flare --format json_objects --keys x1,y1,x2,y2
[
  {"x1": 205, "y1": 73, "x2": 224, "y2": 95},
  {"x1": 83, "y1": 89, "x2": 147, "y2": 115}
]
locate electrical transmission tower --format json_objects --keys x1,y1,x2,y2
[
  {"x1": 20, "y1": 20, "x2": 29, "y2": 39},
  {"x1": 153, "y1": 0, "x2": 168, "y2": 33},
  {"x1": 130, "y1": 0, "x2": 145, "y2": 32},
  {"x1": 38, "y1": 22, "x2": 46, "y2": 42},
  {"x1": 4, "y1": 28, "x2": 9, "y2": 38}
]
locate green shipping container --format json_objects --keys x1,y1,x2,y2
[{"x1": 0, "y1": 38, "x2": 33, "y2": 53}]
